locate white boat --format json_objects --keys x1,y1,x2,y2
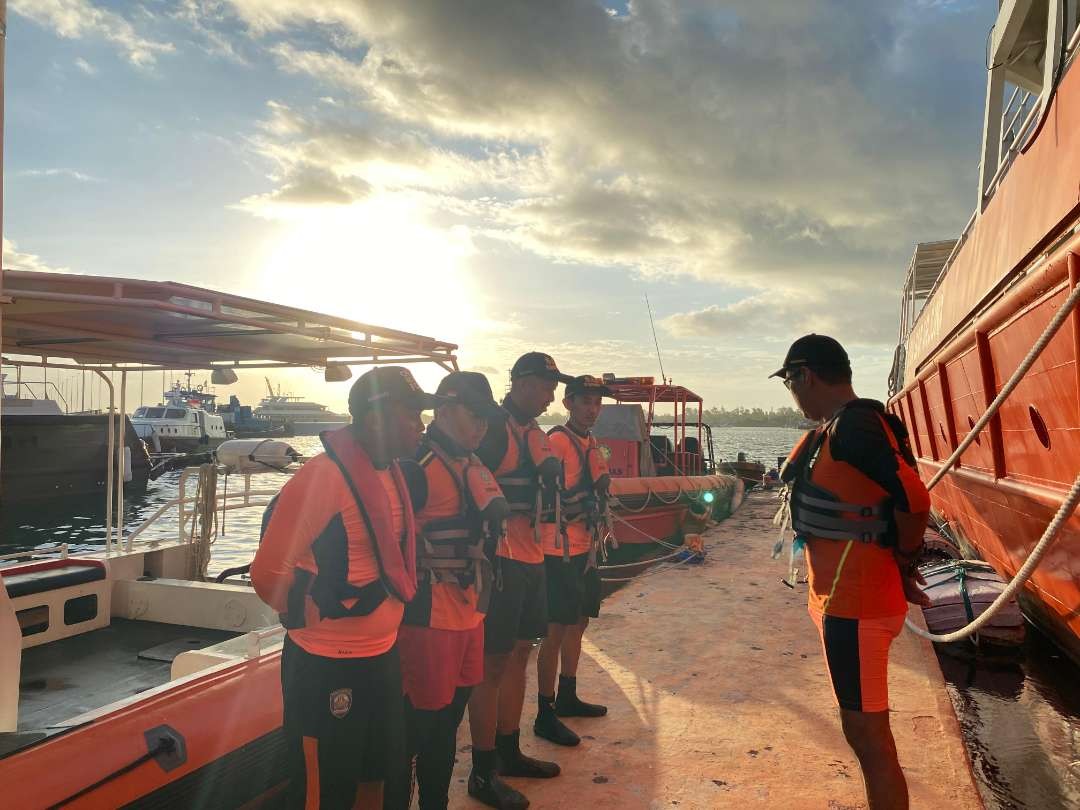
[
  {"x1": 254, "y1": 378, "x2": 349, "y2": 435},
  {"x1": 132, "y1": 381, "x2": 228, "y2": 453}
]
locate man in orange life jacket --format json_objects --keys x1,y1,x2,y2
[
  {"x1": 384, "y1": 371, "x2": 508, "y2": 810},
  {"x1": 251, "y1": 366, "x2": 441, "y2": 810},
  {"x1": 534, "y1": 375, "x2": 613, "y2": 747},
  {"x1": 772, "y1": 335, "x2": 931, "y2": 810},
  {"x1": 469, "y1": 352, "x2": 572, "y2": 810}
]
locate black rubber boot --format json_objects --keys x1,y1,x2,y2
[
  {"x1": 554, "y1": 674, "x2": 608, "y2": 717},
  {"x1": 533, "y1": 694, "x2": 581, "y2": 746},
  {"x1": 496, "y1": 730, "x2": 561, "y2": 778},
  {"x1": 467, "y1": 769, "x2": 530, "y2": 810}
]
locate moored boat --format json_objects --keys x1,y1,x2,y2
[
  {"x1": 0, "y1": 270, "x2": 460, "y2": 806},
  {"x1": 132, "y1": 379, "x2": 228, "y2": 454},
  {"x1": 592, "y1": 377, "x2": 743, "y2": 556},
  {"x1": 887, "y1": 2, "x2": 1080, "y2": 662}
]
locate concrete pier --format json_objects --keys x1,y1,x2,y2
[{"x1": 448, "y1": 492, "x2": 982, "y2": 809}]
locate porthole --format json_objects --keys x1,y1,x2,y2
[
  {"x1": 967, "y1": 415, "x2": 981, "y2": 446},
  {"x1": 1029, "y1": 405, "x2": 1051, "y2": 449}
]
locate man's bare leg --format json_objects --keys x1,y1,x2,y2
[{"x1": 839, "y1": 708, "x2": 908, "y2": 810}]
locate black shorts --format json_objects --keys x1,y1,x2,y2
[
  {"x1": 545, "y1": 553, "x2": 601, "y2": 626},
  {"x1": 281, "y1": 635, "x2": 405, "y2": 804},
  {"x1": 484, "y1": 558, "x2": 548, "y2": 655}
]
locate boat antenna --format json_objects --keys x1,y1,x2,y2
[{"x1": 645, "y1": 293, "x2": 667, "y2": 384}]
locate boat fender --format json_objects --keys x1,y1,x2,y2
[{"x1": 216, "y1": 438, "x2": 301, "y2": 473}]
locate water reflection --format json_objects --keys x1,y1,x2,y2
[{"x1": 937, "y1": 629, "x2": 1080, "y2": 809}]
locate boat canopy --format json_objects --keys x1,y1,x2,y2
[
  {"x1": 0, "y1": 270, "x2": 458, "y2": 371},
  {"x1": 605, "y1": 382, "x2": 703, "y2": 405}
]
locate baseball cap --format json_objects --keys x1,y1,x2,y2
[
  {"x1": 348, "y1": 366, "x2": 445, "y2": 418},
  {"x1": 435, "y1": 371, "x2": 505, "y2": 420},
  {"x1": 565, "y1": 374, "x2": 614, "y2": 398},
  {"x1": 510, "y1": 352, "x2": 574, "y2": 384},
  {"x1": 769, "y1": 334, "x2": 850, "y2": 379}
]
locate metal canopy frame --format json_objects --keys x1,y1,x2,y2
[
  {"x1": 0, "y1": 269, "x2": 460, "y2": 558},
  {"x1": 605, "y1": 382, "x2": 705, "y2": 475},
  {"x1": 0, "y1": 270, "x2": 459, "y2": 372}
]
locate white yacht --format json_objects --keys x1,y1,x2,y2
[{"x1": 254, "y1": 377, "x2": 349, "y2": 435}]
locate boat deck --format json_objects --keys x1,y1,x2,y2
[
  {"x1": 17, "y1": 619, "x2": 236, "y2": 732},
  {"x1": 449, "y1": 492, "x2": 982, "y2": 808}
]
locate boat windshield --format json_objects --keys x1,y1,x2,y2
[
  {"x1": 134, "y1": 407, "x2": 166, "y2": 418},
  {"x1": 164, "y1": 409, "x2": 187, "y2": 420}
]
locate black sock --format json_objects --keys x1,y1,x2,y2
[
  {"x1": 472, "y1": 747, "x2": 496, "y2": 776},
  {"x1": 495, "y1": 729, "x2": 520, "y2": 757},
  {"x1": 558, "y1": 674, "x2": 577, "y2": 697},
  {"x1": 538, "y1": 693, "x2": 555, "y2": 716}
]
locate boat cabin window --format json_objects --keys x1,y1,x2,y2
[
  {"x1": 165, "y1": 408, "x2": 187, "y2": 420},
  {"x1": 135, "y1": 407, "x2": 166, "y2": 418},
  {"x1": 981, "y1": 0, "x2": 1080, "y2": 201}
]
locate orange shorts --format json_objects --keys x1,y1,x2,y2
[
  {"x1": 809, "y1": 608, "x2": 905, "y2": 713},
  {"x1": 398, "y1": 623, "x2": 485, "y2": 711}
]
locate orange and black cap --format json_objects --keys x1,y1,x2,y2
[
  {"x1": 510, "y1": 352, "x2": 574, "y2": 384},
  {"x1": 565, "y1": 375, "x2": 614, "y2": 398},
  {"x1": 348, "y1": 366, "x2": 446, "y2": 418},
  {"x1": 770, "y1": 334, "x2": 850, "y2": 379},
  {"x1": 436, "y1": 371, "x2": 505, "y2": 420}
]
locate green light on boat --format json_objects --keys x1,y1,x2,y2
[{"x1": 703, "y1": 491, "x2": 715, "y2": 504}]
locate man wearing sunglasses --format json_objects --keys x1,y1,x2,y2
[{"x1": 771, "y1": 334, "x2": 930, "y2": 810}]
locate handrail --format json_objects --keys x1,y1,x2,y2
[{"x1": 123, "y1": 466, "x2": 293, "y2": 552}]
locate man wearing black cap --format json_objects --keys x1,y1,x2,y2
[
  {"x1": 772, "y1": 335, "x2": 931, "y2": 810},
  {"x1": 534, "y1": 375, "x2": 613, "y2": 748},
  {"x1": 252, "y1": 366, "x2": 441, "y2": 809},
  {"x1": 467, "y1": 352, "x2": 572, "y2": 809},
  {"x1": 385, "y1": 371, "x2": 508, "y2": 810}
]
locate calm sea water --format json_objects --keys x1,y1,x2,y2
[{"x1": 1, "y1": 425, "x2": 1077, "y2": 808}]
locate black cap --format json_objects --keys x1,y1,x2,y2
[
  {"x1": 510, "y1": 352, "x2": 574, "y2": 384},
  {"x1": 769, "y1": 334, "x2": 850, "y2": 379},
  {"x1": 435, "y1": 371, "x2": 505, "y2": 420},
  {"x1": 565, "y1": 374, "x2": 614, "y2": 398},
  {"x1": 348, "y1": 366, "x2": 445, "y2": 417}
]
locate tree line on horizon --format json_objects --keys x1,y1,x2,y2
[{"x1": 537, "y1": 405, "x2": 809, "y2": 428}]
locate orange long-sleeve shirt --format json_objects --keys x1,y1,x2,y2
[{"x1": 251, "y1": 453, "x2": 405, "y2": 658}]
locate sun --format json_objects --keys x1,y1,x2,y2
[{"x1": 256, "y1": 196, "x2": 476, "y2": 348}]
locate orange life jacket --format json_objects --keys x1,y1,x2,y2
[
  {"x1": 274, "y1": 427, "x2": 417, "y2": 628},
  {"x1": 410, "y1": 434, "x2": 506, "y2": 615}
]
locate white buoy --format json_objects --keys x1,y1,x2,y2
[{"x1": 216, "y1": 438, "x2": 301, "y2": 473}]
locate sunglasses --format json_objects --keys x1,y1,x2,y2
[{"x1": 781, "y1": 368, "x2": 805, "y2": 390}]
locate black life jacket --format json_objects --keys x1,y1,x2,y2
[
  {"x1": 780, "y1": 401, "x2": 908, "y2": 546},
  {"x1": 545, "y1": 425, "x2": 604, "y2": 523}
]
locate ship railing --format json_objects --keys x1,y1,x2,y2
[{"x1": 122, "y1": 465, "x2": 294, "y2": 553}]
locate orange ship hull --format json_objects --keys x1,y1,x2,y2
[{"x1": 889, "y1": 36, "x2": 1080, "y2": 662}]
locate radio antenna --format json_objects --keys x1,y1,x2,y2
[{"x1": 645, "y1": 293, "x2": 667, "y2": 384}]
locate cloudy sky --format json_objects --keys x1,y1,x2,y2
[{"x1": 3, "y1": 0, "x2": 995, "y2": 411}]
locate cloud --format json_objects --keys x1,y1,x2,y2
[
  {"x1": 73, "y1": 56, "x2": 97, "y2": 75},
  {"x1": 220, "y1": 2, "x2": 984, "y2": 288},
  {"x1": 16, "y1": 167, "x2": 100, "y2": 182},
  {"x1": 12, "y1": 0, "x2": 175, "y2": 66},
  {"x1": 662, "y1": 288, "x2": 899, "y2": 347},
  {"x1": 3, "y1": 239, "x2": 69, "y2": 273}
]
